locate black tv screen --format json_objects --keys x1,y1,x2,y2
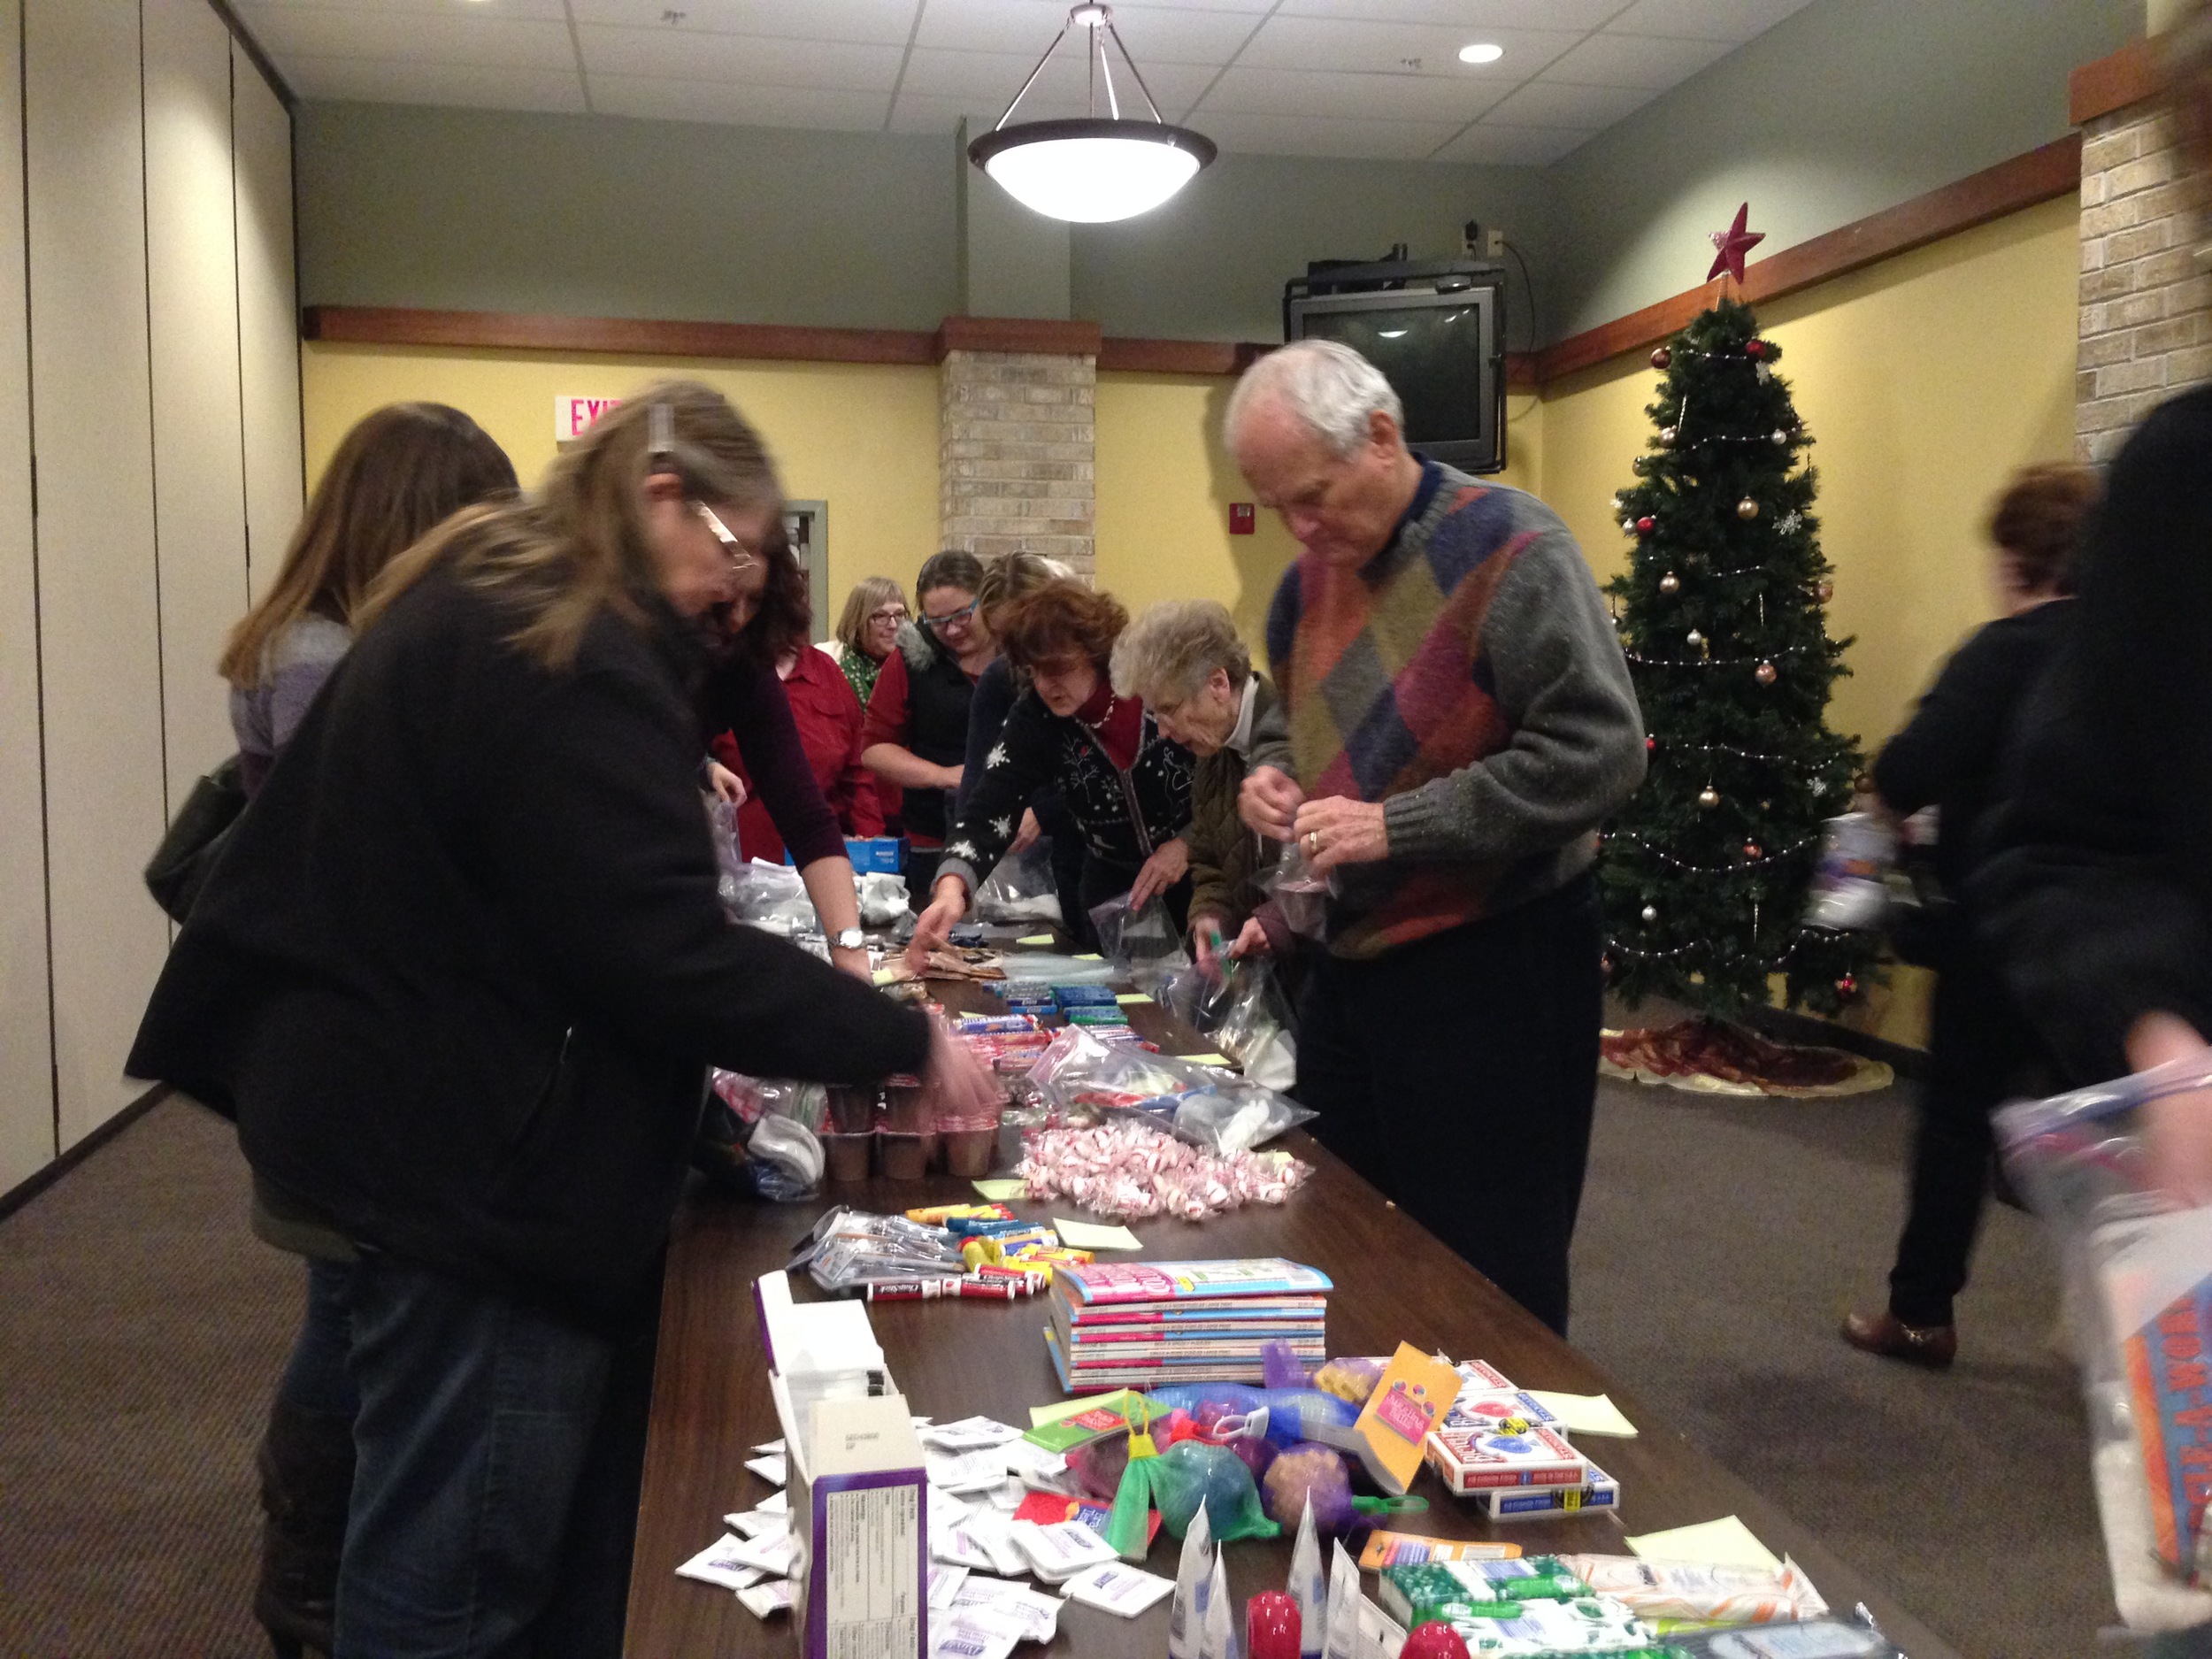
[{"x1": 1286, "y1": 282, "x2": 1502, "y2": 473}]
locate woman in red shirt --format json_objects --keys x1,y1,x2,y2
[{"x1": 706, "y1": 533, "x2": 882, "y2": 864}]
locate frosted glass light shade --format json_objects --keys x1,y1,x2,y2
[{"x1": 969, "y1": 119, "x2": 1215, "y2": 224}]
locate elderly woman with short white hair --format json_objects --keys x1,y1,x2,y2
[{"x1": 1111, "y1": 598, "x2": 1291, "y2": 966}]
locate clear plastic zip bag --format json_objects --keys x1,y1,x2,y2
[{"x1": 1997, "y1": 1056, "x2": 2212, "y2": 1632}]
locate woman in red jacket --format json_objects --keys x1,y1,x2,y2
[{"x1": 705, "y1": 529, "x2": 882, "y2": 865}]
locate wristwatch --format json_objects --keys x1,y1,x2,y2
[{"x1": 831, "y1": 926, "x2": 867, "y2": 951}]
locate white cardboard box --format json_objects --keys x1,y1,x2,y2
[{"x1": 760, "y1": 1271, "x2": 926, "y2": 1659}]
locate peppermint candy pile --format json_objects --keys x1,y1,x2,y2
[{"x1": 1015, "y1": 1120, "x2": 1310, "y2": 1221}]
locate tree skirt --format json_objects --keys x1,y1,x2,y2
[{"x1": 1600, "y1": 1018, "x2": 1893, "y2": 1098}]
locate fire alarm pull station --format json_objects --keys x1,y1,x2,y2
[{"x1": 1229, "y1": 503, "x2": 1256, "y2": 535}]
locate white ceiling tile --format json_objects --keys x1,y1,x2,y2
[
  {"x1": 587, "y1": 74, "x2": 891, "y2": 129},
  {"x1": 234, "y1": 0, "x2": 565, "y2": 18},
  {"x1": 915, "y1": 0, "x2": 1257, "y2": 64},
  {"x1": 1430, "y1": 120, "x2": 1593, "y2": 165},
  {"x1": 1236, "y1": 17, "x2": 1582, "y2": 81},
  {"x1": 579, "y1": 26, "x2": 907, "y2": 89},
  {"x1": 897, "y1": 46, "x2": 1214, "y2": 110},
  {"x1": 565, "y1": 0, "x2": 921, "y2": 45},
  {"x1": 1538, "y1": 31, "x2": 1732, "y2": 88},
  {"x1": 1197, "y1": 65, "x2": 1508, "y2": 125},
  {"x1": 1274, "y1": 0, "x2": 1625, "y2": 30},
  {"x1": 232, "y1": 5, "x2": 577, "y2": 69},
  {"x1": 1192, "y1": 111, "x2": 1463, "y2": 161},
  {"x1": 277, "y1": 54, "x2": 588, "y2": 112},
  {"x1": 1481, "y1": 79, "x2": 1657, "y2": 127},
  {"x1": 1603, "y1": 0, "x2": 1815, "y2": 42}
]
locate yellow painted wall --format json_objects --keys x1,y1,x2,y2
[
  {"x1": 301, "y1": 343, "x2": 943, "y2": 606},
  {"x1": 1093, "y1": 371, "x2": 1545, "y2": 655},
  {"x1": 1534, "y1": 193, "x2": 2082, "y2": 1045}
]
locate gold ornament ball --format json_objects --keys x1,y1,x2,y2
[
  {"x1": 1754, "y1": 660, "x2": 1778, "y2": 686},
  {"x1": 1640, "y1": 904, "x2": 1658, "y2": 924},
  {"x1": 1697, "y1": 786, "x2": 1721, "y2": 809},
  {"x1": 1736, "y1": 497, "x2": 1759, "y2": 520},
  {"x1": 1658, "y1": 572, "x2": 1680, "y2": 595}
]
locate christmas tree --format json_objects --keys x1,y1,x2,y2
[{"x1": 1598, "y1": 294, "x2": 1878, "y2": 1019}]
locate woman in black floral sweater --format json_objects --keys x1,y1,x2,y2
[{"x1": 909, "y1": 581, "x2": 1194, "y2": 959}]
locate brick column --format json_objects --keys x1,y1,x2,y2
[
  {"x1": 2078, "y1": 100, "x2": 2212, "y2": 463},
  {"x1": 935, "y1": 319, "x2": 1102, "y2": 578}
]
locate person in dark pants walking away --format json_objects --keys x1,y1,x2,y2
[
  {"x1": 219, "y1": 401, "x2": 518, "y2": 1659},
  {"x1": 129, "y1": 381, "x2": 995, "y2": 1658},
  {"x1": 1842, "y1": 464, "x2": 2098, "y2": 1369},
  {"x1": 1226, "y1": 340, "x2": 1646, "y2": 1337}
]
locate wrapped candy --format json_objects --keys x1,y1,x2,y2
[{"x1": 1013, "y1": 1118, "x2": 1311, "y2": 1222}]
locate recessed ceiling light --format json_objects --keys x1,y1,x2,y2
[{"x1": 1458, "y1": 42, "x2": 1503, "y2": 65}]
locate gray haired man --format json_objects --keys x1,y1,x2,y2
[{"x1": 1229, "y1": 339, "x2": 1646, "y2": 1335}]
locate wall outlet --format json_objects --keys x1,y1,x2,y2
[{"x1": 1485, "y1": 227, "x2": 1507, "y2": 259}]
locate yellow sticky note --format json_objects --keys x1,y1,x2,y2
[
  {"x1": 1179, "y1": 1053, "x2": 1233, "y2": 1067},
  {"x1": 1073, "y1": 952, "x2": 1104, "y2": 961},
  {"x1": 1116, "y1": 992, "x2": 1154, "y2": 1005},
  {"x1": 1624, "y1": 1516, "x2": 1782, "y2": 1573},
  {"x1": 1017, "y1": 934, "x2": 1055, "y2": 947},
  {"x1": 1053, "y1": 1217, "x2": 1143, "y2": 1251},
  {"x1": 972, "y1": 1179, "x2": 1027, "y2": 1202},
  {"x1": 1525, "y1": 1390, "x2": 1639, "y2": 1438},
  {"x1": 872, "y1": 967, "x2": 899, "y2": 985}
]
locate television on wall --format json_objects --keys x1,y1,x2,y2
[{"x1": 1284, "y1": 257, "x2": 1507, "y2": 474}]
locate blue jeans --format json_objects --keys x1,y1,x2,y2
[{"x1": 334, "y1": 1254, "x2": 657, "y2": 1659}]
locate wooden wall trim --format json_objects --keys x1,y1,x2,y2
[
  {"x1": 934, "y1": 315, "x2": 1101, "y2": 357},
  {"x1": 304, "y1": 134, "x2": 2082, "y2": 393},
  {"x1": 302, "y1": 305, "x2": 945, "y2": 365},
  {"x1": 2070, "y1": 37, "x2": 2162, "y2": 126},
  {"x1": 1533, "y1": 134, "x2": 2083, "y2": 384}
]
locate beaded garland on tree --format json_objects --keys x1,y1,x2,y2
[{"x1": 1598, "y1": 295, "x2": 1879, "y2": 1018}]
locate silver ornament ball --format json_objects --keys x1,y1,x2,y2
[
  {"x1": 1640, "y1": 904, "x2": 1658, "y2": 925},
  {"x1": 1659, "y1": 426, "x2": 1678, "y2": 446},
  {"x1": 1686, "y1": 628, "x2": 1704, "y2": 647},
  {"x1": 1658, "y1": 572, "x2": 1680, "y2": 595},
  {"x1": 1772, "y1": 429, "x2": 1790, "y2": 445}
]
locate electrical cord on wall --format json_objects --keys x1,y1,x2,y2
[{"x1": 1502, "y1": 238, "x2": 1538, "y2": 354}]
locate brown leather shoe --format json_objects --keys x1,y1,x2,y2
[{"x1": 1841, "y1": 1309, "x2": 1957, "y2": 1370}]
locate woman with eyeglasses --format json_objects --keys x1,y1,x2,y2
[
  {"x1": 860, "y1": 549, "x2": 994, "y2": 903},
  {"x1": 830, "y1": 576, "x2": 909, "y2": 709},
  {"x1": 128, "y1": 380, "x2": 994, "y2": 1656},
  {"x1": 910, "y1": 581, "x2": 1196, "y2": 969}
]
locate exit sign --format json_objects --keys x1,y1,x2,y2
[{"x1": 556, "y1": 395, "x2": 621, "y2": 442}]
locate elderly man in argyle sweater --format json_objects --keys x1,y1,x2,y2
[{"x1": 1228, "y1": 339, "x2": 1646, "y2": 1336}]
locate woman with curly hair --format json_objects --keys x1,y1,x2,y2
[{"x1": 909, "y1": 580, "x2": 1194, "y2": 962}]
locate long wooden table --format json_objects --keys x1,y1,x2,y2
[{"x1": 625, "y1": 976, "x2": 1960, "y2": 1657}]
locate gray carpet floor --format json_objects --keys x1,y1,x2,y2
[
  {"x1": 1574, "y1": 1068, "x2": 2110, "y2": 1659},
  {"x1": 0, "y1": 1079, "x2": 2109, "y2": 1657}
]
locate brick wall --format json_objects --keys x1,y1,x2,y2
[
  {"x1": 2078, "y1": 102, "x2": 2212, "y2": 462},
  {"x1": 938, "y1": 348, "x2": 1096, "y2": 575}
]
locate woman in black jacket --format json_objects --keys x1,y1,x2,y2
[
  {"x1": 127, "y1": 381, "x2": 991, "y2": 1658},
  {"x1": 1841, "y1": 464, "x2": 2095, "y2": 1369},
  {"x1": 910, "y1": 580, "x2": 1194, "y2": 964}
]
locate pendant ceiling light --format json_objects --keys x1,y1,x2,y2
[{"x1": 967, "y1": 4, "x2": 1217, "y2": 224}]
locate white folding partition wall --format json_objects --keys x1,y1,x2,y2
[
  {"x1": 0, "y1": 0, "x2": 298, "y2": 1192},
  {"x1": 145, "y1": 0, "x2": 251, "y2": 804},
  {"x1": 234, "y1": 35, "x2": 302, "y2": 606},
  {"x1": 0, "y1": 0, "x2": 50, "y2": 1199},
  {"x1": 25, "y1": 0, "x2": 171, "y2": 1155}
]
